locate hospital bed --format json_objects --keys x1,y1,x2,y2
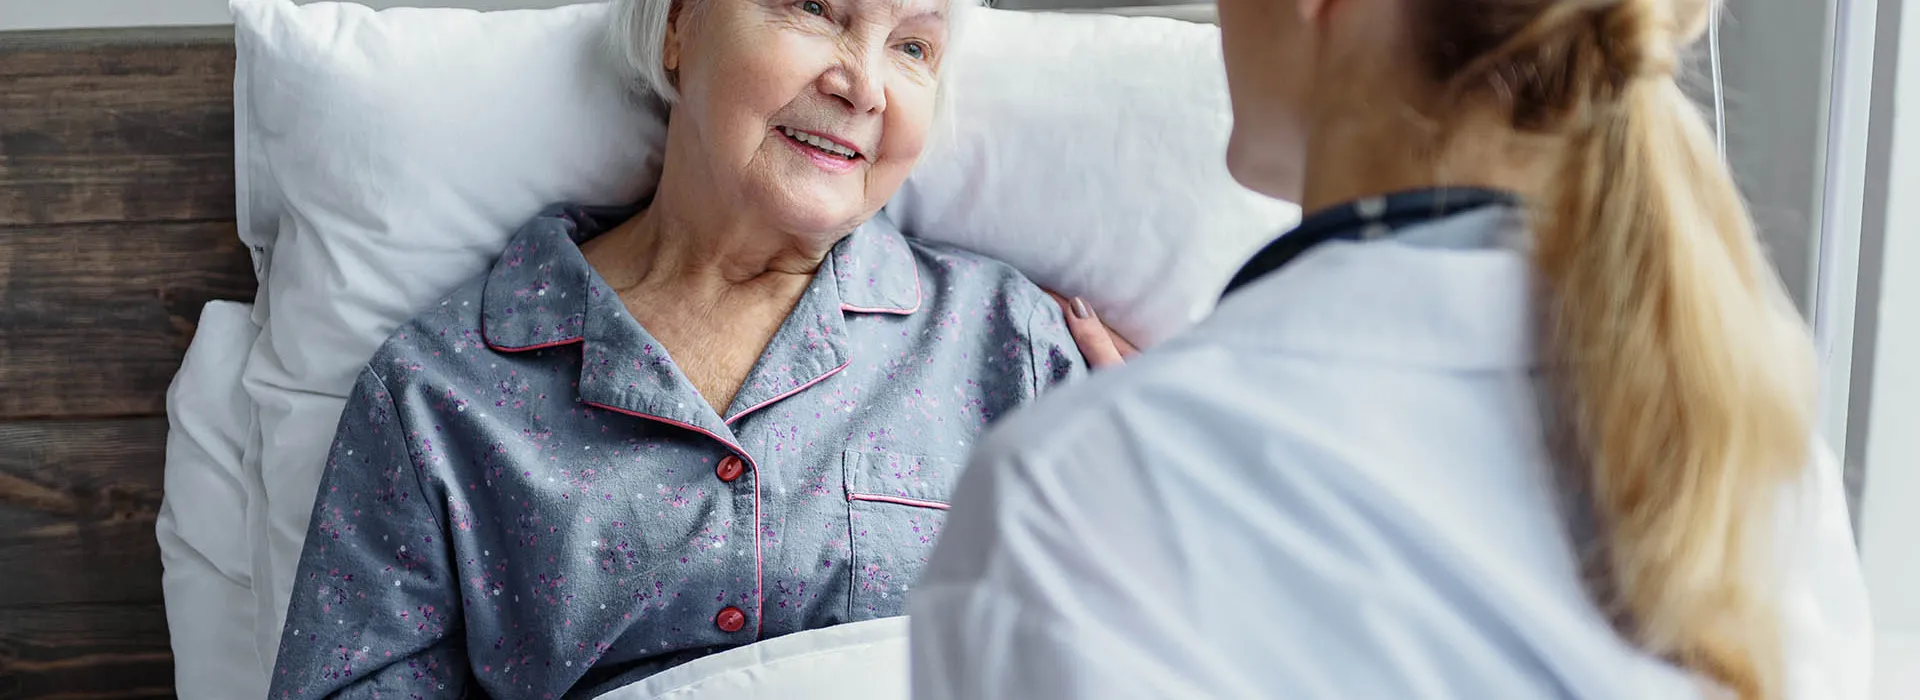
[{"x1": 0, "y1": 2, "x2": 1217, "y2": 697}]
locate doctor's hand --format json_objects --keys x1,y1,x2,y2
[{"x1": 1047, "y1": 292, "x2": 1138, "y2": 369}]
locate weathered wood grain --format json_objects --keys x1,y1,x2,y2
[
  {"x1": 0, "y1": 420, "x2": 167, "y2": 609},
  {"x1": 0, "y1": 25, "x2": 251, "y2": 699},
  {"x1": 0, "y1": 220, "x2": 255, "y2": 421},
  {"x1": 0, "y1": 27, "x2": 236, "y2": 227},
  {"x1": 0, "y1": 603, "x2": 174, "y2": 700}
]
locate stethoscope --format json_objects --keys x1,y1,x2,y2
[{"x1": 1221, "y1": 187, "x2": 1524, "y2": 298}]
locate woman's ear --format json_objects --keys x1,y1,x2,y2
[{"x1": 663, "y1": 0, "x2": 687, "y2": 75}]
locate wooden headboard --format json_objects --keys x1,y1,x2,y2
[{"x1": 1, "y1": 26, "x2": 252, "y2": 699}]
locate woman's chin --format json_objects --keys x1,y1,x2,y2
[
  {"x1": 765, "y1": 203, "x2": 875, "y2": 238},
  {"x1": 747, "y1": 184, "x2": 882, "y2": 236}
]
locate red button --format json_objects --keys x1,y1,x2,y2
[
  {"x1": 715, "y1": 606, "x2": 747, "y2": 633},
  {"x1": 715, "y1": 455, "x2": 746, "y2": 483}
]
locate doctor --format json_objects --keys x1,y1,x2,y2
[{"x1": 908, "y1": 0, "x2": 1873, "y2": 697}]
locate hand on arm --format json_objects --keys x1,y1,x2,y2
[{"x1": 1044, "y1": 292, "x2": 1138, "y2": 369}]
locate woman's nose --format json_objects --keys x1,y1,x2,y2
[{"x1": 820, "y1": 45, "x2": 887, "y2": 114}]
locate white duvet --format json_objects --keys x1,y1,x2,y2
[{"x1": 596, "y1": 617, "x2": 910, "y2": 700}]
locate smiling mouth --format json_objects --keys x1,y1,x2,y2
[{"x1": 777, "y1": 126, "x2": 862, "y2": 161}]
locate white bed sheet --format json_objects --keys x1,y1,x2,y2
[{"x1": 158, "y1": 300, "x2": 269, "y2": 700}]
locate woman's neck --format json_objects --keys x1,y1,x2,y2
[
  {"x1": 583, "y1": 189, "x2": 830, "y2": 309},
  {"x1": 1297, "y1": 104, "x2": 1552, "y2": 215},
  {"x1": 581, "y1": 190, "x2": 826, "y2": 413}
]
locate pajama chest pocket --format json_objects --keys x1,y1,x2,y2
[{"x1": 842, "y1": 450, "x2": 960, "y2": 619}]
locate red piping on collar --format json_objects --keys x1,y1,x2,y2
[
  {"x1": 483, "y1": 336, "x2": 583, "y2": 352},
  {"x1": 838, "y1": 260, "x2": 923, "y2": 315},
  {"x1": 724, "y1": 361, "x2": 849, "y2": 426},
  {"x1": 580, "y1": 400, "x2": 749, "y2": 457},
  {"x1": 580, "y1": 398, "x2": 765, "y2": 639},
  {"x1": 480, "y1": 317, "x2": 585, "y2": 353}
]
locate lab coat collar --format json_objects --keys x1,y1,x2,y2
[{"x1": 1204, "y1": 206, "x2": 1539, "y2": 371}]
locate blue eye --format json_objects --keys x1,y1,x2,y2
[
  {"x1": 900, "y1": 41, "x2": 928, "y2": 61},
  {"x1": 801, "y1": 1, "x2": 826, "y2": 16}
]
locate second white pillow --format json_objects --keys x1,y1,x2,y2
[{"x1": 886, "y1": 9, "x2": 1297, "y2": 344}]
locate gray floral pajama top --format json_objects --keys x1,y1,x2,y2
[{"x1": 268, "y1": 204, "x2": 1084, "y2": 699}]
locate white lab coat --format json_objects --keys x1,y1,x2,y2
[{"x1": 908, "y1": 207, "x2": 1873, "y2": 700}]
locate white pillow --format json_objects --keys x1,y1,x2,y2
[
  {"x1": 233, "y1": 0, "x2": 668, "y2": 650},
  {"x1": 232, "y1": 0, "x2": 1296, "y2": 658},
  {"x1": 158, "y1": 300, "x2": 267, "y2": 700},
  {"x1": 885, "y1": 9, "x2": 1293, "y2": 343}
]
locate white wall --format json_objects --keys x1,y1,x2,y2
[
  {"x1": 0, "y1": 0, "x2": 580, "y2": 31},
  {"x1": 0, "y1": 0, "x2": 1209, "y2": 31},
  {"x1": 1858, "y1": 0, "x2": 1920, "y2": 693}
]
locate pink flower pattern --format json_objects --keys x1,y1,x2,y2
[{"x1": 269, "y1": 205, "x2": 1082, "y2": 699}]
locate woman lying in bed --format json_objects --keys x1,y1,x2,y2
[{"x1": 266, "y1": 0, "x2": 1128, "y2": 696}]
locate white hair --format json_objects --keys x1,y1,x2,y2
[
  {"x1": 606, "y1": 0, "x2": 982, "y2": 112},
  {"x1": 606, "y1": 0, "x2": 682, "y2": 104}
]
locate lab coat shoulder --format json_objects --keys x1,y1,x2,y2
[
  {"x1": 913, "y1": 338, "x2": 1245, "y2": 592},
  {"x1": 911, "y1": 340, "x2": 1628, "y2": 700},
  {"x1": 910, "y1": 230, "x2": 1873, "y2": 700},
  {"x1": 910, "y1": 342, "x2": 1293, "y2": 700},
  {"x1": 1777, "y1": 439, "x2": 1875, "y2": 700}
]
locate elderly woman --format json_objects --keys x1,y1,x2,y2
[{"x1": 265, "y1": 0, "x2": 1124, "y2": 696}]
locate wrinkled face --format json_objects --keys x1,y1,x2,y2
[
  {"x1": 1216, "y1": 0, "x2": 1316, "y2": 200},
  {"x1": 666, "y1": 0, "x2": 948, "y2": 235}
]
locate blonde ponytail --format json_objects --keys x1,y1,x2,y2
[
  {"x1": 1545, "y1": 77, "x2": 1814, "y2": 700},
  {"x1": 1420, "y1": 0, "x2": 1818, "y2": 696}
]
